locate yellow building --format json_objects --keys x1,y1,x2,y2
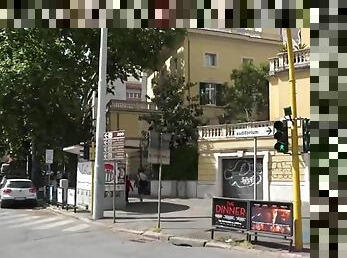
[
  {"x1": 268, "y1": 28, "x2": 310, "y2": 120},
  {"x1": 147, "y1": 29, "x2": 282, "y2": 124},
  {"x1": 196, "y1": 28, "x2": 310, "y2": 243}
]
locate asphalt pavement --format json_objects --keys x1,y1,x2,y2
[{"x1": 0, "y1": 205, "x2": 283, "y2": 258}]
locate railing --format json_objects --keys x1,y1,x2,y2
[
  {"x1": 108, "y1": 99, "x2": 158, "y2": 112},
  {"x1": 269, "y1": 48, "x2": 310, "y2": 75},
  {"x1": 198, "y1": 121, "x2": 274, "y2": 140}
]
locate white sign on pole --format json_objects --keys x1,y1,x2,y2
[
  {"x1": 45, "y1": 149, "x2": 54, "y2": 164},
  {"x1": 234, "y1": 126, "x2": 274, "y2": 138},
  {"x1": 148, "y1": 132, "x2": 170, "y2": 165}
]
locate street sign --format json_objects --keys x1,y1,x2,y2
[
  {"x1": 45, "y1": 149, "x2": 54, "y2": 164},
  {"x1": 103, "y1": 130, "x2": 125, "y2": 161},
  {"x1": 234, "y1": 126, "x2": 274, "y2": 138},
  {"x1": 148, "y1": 131, "x2": 170, "y2": 165}
]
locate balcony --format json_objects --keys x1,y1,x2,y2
[
  {"x1": 269, "y1": 48, "x2": 310, "y2": 76},
  {"x1": 107, "y1": 99, "x2": 158, "y2": 112},
  {"x1": 198, "y1": 121, "x2": 274, "y2": 140}
]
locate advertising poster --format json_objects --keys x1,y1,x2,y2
[
  {"x1": 67, "y1": 189, "x2": 75, "y2": 206},
  {"x1": 57, "y1": 188, "x2": 63, "y2": 204},
  {"x1": 212, "y1": 198, "x2": 248, "y2": 230},
  {"x1": 250, "y1": 201, "x2": 293, "y2": 236}
]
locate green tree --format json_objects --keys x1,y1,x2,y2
[
  {"x1": 141, "y1": 70, "x2": 203, "y2": 147},
  {"x1": 220, "y1": 62, "x2": 270, "y2": 124},
  {"x1": 0, "y1": 29, "x2": 185, "y2": 184}
]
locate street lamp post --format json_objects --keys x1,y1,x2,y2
[{"x1": 92, "y1": 28, "x2": 108, "y2": 220}]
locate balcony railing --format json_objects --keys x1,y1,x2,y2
[
  {"x1": 107, "y1": 99, "x2": 158, "y2": 112},
  {"x1": 269, "y1": 48, "x2": 310, "y2": 75},
  {"x1": 198, "y1": 121, "x2": 274, "y2": 140}
]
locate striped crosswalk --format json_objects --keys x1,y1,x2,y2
[{"x1": 0, "y1": 210, "x2": 90, "y2": 233}]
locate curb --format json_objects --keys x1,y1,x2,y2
[
  {"x1": 168, "y1": 236, "x2": 207, "y2": 247},
  {"x1": 44, "y1": 205, "x2": 309, "y2": 257},
  {"x1": 142, "y1": 231, "x2": 173, "y2": 241},
  {"x1": 204, "y1": 240, "x2": 231, "y2": 249}
]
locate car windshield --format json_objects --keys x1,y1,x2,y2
[{"x1": 7, "y1": 181, "x2": 33, "y2": 188}]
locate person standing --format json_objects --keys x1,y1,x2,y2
[
  {"x1": 125, "y1": 175, "x2": 133, "y2": 203},
  {"x1": 136, "y1": 169, "x2": 147, "y2": 202}
]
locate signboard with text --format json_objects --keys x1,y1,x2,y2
[
  {"x1": 234, "y1": 126, "x2": 274, "y2": 138},
  {"x1": 212, "y1": 197, "x2": 248, "y2": 230},
  {"x1": 103, "y1": 130, "x2": 125, "y2": 161}
]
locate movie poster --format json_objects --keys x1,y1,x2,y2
[
  {"x1": 212, "y1": 198, "x2": 248, "y2": 230},
  {"x1": 250, "y1": 201, "x2": 293, "y2": 236}
]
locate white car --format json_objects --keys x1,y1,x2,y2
[{"x1": 0, "y1": 179, "x2": 37, "y2": 208}]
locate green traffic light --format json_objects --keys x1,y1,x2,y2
[{"x1": 279, "y1": 144, "x2": 286, "y2": 152}]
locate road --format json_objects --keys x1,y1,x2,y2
[{"x1": 0, "y1": 205, "x2": 275, "y2": 258}]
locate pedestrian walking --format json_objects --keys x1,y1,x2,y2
[
  {"x1": 136, "y1": 169, "x2": 148, "y2": 202},
  {"x1": 125, "y1": 175, "x2": 133, "y2": 203}
]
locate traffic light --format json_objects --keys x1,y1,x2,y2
[
  {"x1": 79, "y1": 142, "x2": 90, "y2": 160},
  {"x1": 302, "y1": 119, "x2": 310, "y2": 153},
  {"x1": 274, "y1": 120, "x2": 289, "y2": 153}
]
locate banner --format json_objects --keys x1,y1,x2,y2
[
  {"x1": 212, "y1": 198, "x2": 248, "y2": 230},
  {"x1": 57, "y1": 187, "x2": 63, "y2": 204},
  {"x1": 250, "y1": 201, "x2": 293, "y2": 236},
  {"x1": 67, "y1": 189, "x2": 76, "y2": 206}
]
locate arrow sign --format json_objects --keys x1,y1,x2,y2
[
  {"x1": 234, "y1": 126, "x2": 274, "y2": 138},
  {"x1": 266, "y1": 127, "x2": 272, "y2": 135}
]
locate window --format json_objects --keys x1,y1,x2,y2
[
  {"x1": 126, "y1": 91, "x2": 141, "y2": 100},
  {"x1": 242, "y1": 58, "x2": 254, "y2": 64},
  {"x1": 7, "y1": 180, "x2": 34, "y2": 188},
  {"x1": 204, "y1": 53, "x2": 217, "y2": 67},
  {"x1": 200, "y1": 83, "x2": 224, "y2": 106}
]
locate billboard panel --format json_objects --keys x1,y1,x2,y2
[
  {"x1": 212, "y1": 197, "x2": 248, "y2": 230},
  {"x1": 250, "y1": 201, "x2": 293, "y2": 236}
]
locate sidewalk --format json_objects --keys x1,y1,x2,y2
[{"x1": 46, "y1": 197, "x2": 310, "y2": 258}]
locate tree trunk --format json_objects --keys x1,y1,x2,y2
[{"x1": 31, "y1": 138, "x2": 41, "y2": 187}]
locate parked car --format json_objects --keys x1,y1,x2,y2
[{"x1": 0, "y1": 179, "x2": 37, "y2": 208}]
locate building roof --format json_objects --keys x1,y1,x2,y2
[{"x1": 126, "y1": 82, "x2": 142, "y2": 90}]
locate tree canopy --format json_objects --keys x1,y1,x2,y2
[
  {"x1": 219, "y1": 62, "x2": 270, "y2": 124},
  {"x1": 0, "y1": 29, "x2": 185, "y2": 168},
  {"x1": 141, "y1": 69, "x2": 203, "y2": 148}
]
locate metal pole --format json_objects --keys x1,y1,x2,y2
[
  {"x1": 113, "y1": 161, "x2": 117, "y2": 223},
  {"x1": 286, "y1": 28, "x2": 303, "y2": 251},
  {"x1": 92, "y1": 28, "x2": 108, "y2": 220},
  {"x1": 253, "y1": 137, "x2": 257, "y2": 200},
  {"x1": 48, "y1": 163, "x2": 51, "y2": 186},
  {"x1": 157, "y1": 133, "x2": 162, "y2": 229}
]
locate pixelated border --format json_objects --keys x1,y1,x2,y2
[
  {"x1": 0, "y1": 0, "x2": 309, "y2": 28},
  {"x1": 3, "y1": 0, "x2": 335, "y2": 257}
]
